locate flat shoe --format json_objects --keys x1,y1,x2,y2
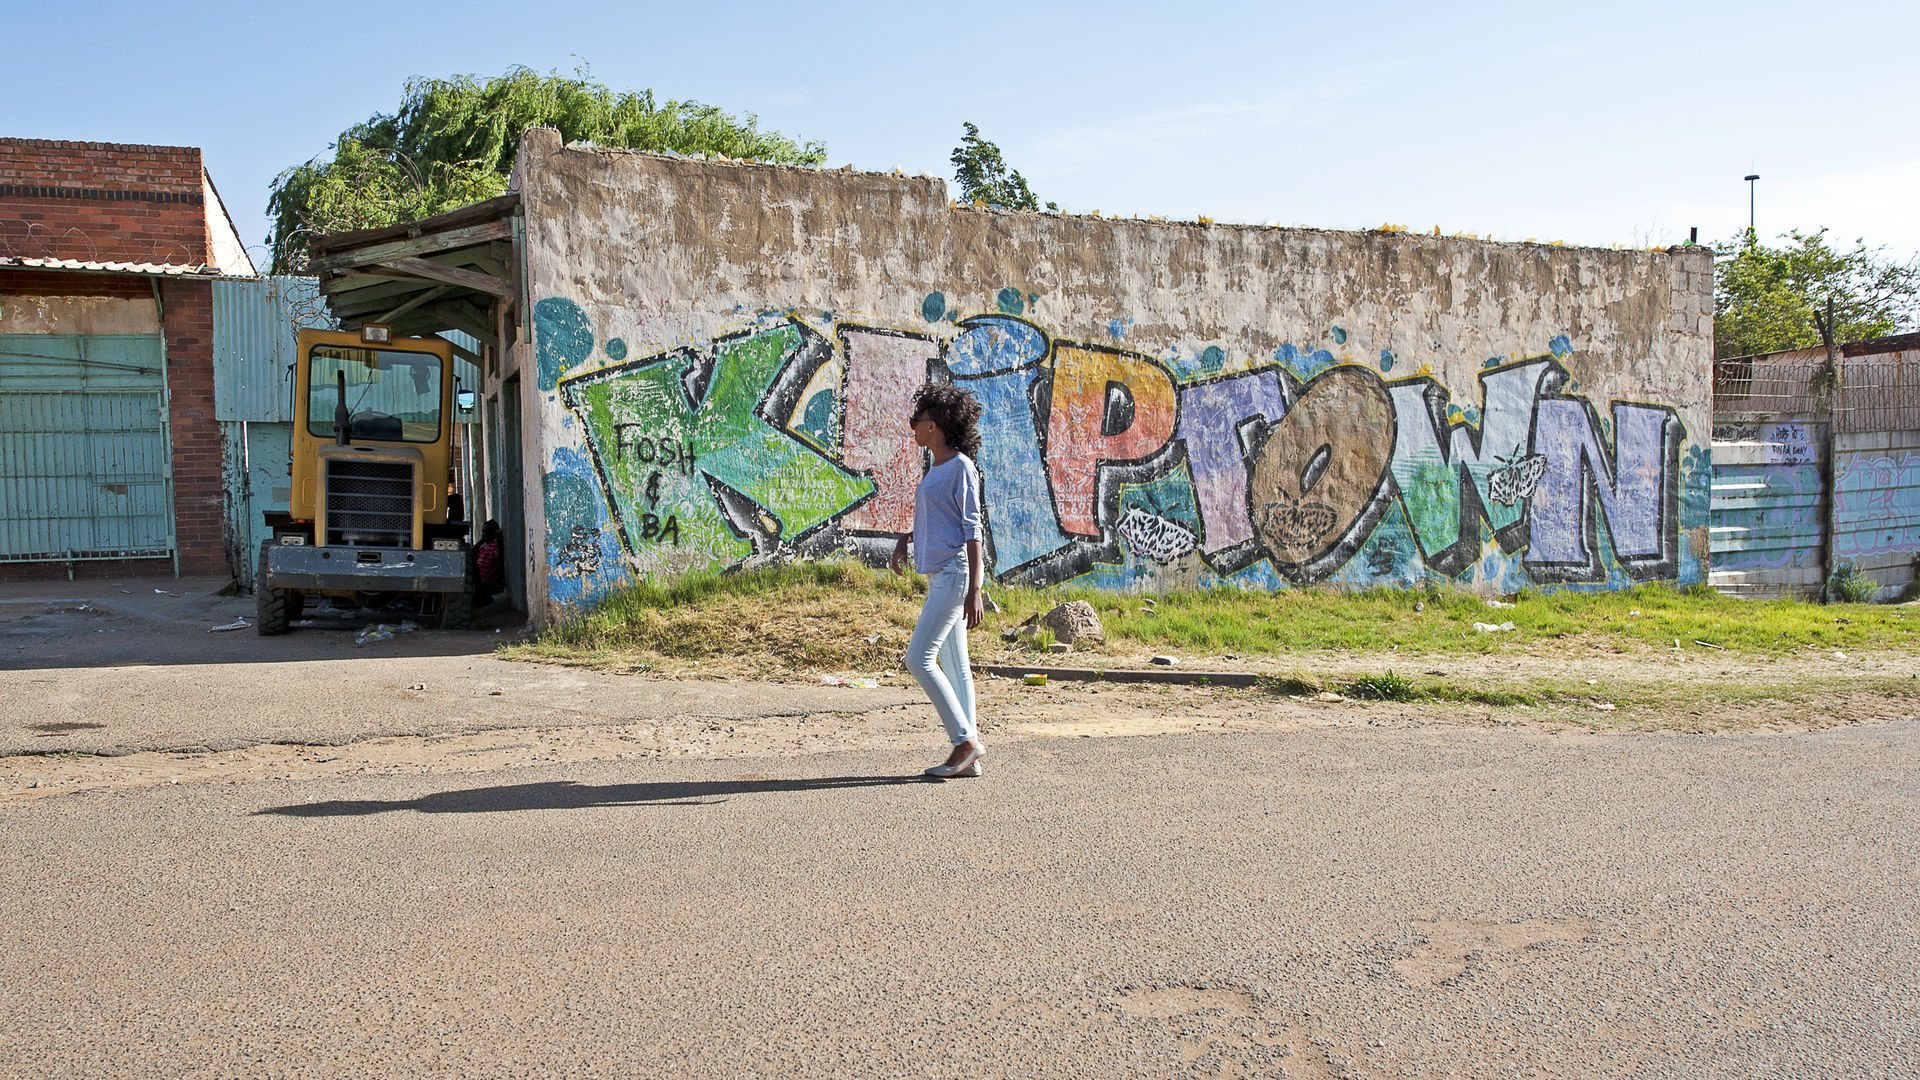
[{"x1": 923, "y1": 743, "x2": 984, "y2": 778}]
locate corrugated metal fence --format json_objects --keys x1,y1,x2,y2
[
  {"x1": 1711, "y1": 349, "x2": 1920, "y2": 600},
  {"x1": 1708, "y1": 420, "x2": 1826, "y2": 596}
]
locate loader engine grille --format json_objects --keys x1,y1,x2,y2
[{"x1": 324, "y1": 459, "x2": 414, "y2": 547}]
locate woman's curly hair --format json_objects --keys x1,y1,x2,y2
[{"x1": 911, "y1": 383, "x2": 982, "y2": 459}]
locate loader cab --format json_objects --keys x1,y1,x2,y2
[{"x1": 288, "y1": 327, "x2": 456, "y2": 545}]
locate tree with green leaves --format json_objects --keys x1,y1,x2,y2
[
  {"x1": 1713, "y1": 228, "x2": 1920, "y2": 359},
  {"x1": 950, "y1": 122, "x2": 1052, "y2": 212},
  {"x1": 267, "y1": 66, "x2": 827, "y2": 273}
]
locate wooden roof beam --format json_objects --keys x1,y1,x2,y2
[
  {"x1": 409, "y1": 300, "x2": 500, "y2": 347},
  {"x1": 378, "y1": 256, "x2": 513, "y2": 298},
  {"x1": 372, "y1": 284, "x2": 452, "y2": 325},
  {"x1": 305, "y1": 217, "x2": 513, "y2": 274}
]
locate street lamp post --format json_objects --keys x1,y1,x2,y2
[{"x1": 1744, "y1": 174, "x2": 1761, "y2": 235}]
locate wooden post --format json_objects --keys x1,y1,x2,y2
[{"x1": 1814, "y1": 297, "x2": 1840, "y2": 602}]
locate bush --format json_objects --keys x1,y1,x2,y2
[
  {"x1": 1343, "y1": 670, "x2": 1416, "y2": 701},
  {"x1": 1828, "y1": 563, "x2": 1878, "y2": 604}
]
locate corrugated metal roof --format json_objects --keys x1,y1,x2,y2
[{"x1": 0, "y1": 256, "x2": 230, "y2": 277}]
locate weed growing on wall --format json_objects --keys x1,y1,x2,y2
[
  {"x1": 1827, "y1": 562, "x2": 1878, "y2": 604},
  {"x1": 950, "y1": 122, "x2": 1049, "y2": 212}
]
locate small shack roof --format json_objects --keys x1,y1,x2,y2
[
  {"x1": 0, "y1": 256, "x2": 225, "y2": 278},
  {"x1": 308, "y1": 193, "x2": 520, "y2": 357}
]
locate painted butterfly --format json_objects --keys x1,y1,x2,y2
[
  {"x1": 1258, "y1": 498, "x2": 1339, "y2": 549},
  {"x1": 1487, "y1": 443, "x2": 1548, "y2": 506}
]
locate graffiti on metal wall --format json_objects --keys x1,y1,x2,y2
[
  {"x1": 534, "y1": 296, "x2": 1707, "y2": 606},
  {"x1": 1835, "y1": 451, "x2": 1920, "y2": 559}
]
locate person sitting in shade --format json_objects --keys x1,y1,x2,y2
[{"x1": 474, "y1": 520, "x2": 505, "y2": 607}]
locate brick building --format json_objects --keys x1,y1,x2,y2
[{"x1": 0, "y1": 138, "x2": 255, "y2": 580}]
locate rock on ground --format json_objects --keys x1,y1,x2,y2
[{"x1": 1044, "y1": 600, "x2": 1104, "y2": 645}]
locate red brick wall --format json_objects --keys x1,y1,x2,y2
[
  {"x1": 0, "y1": 143, "x2": 231, "y2": 583},
  {"x1": 0, "y1": 139, "x2": 208, "y2": 267},
  {"x1": 0, "y1": 267, "x2": 151, "y2": 299},
  {"x1": 0, "y1": 273, "x2": 229, "y2": 583},
  {"x1": 158, "y1": 278, "x2": 226, "y2": 576}
]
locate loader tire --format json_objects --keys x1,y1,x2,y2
[{"x1": 256, "y1": 544, "x2": 292, "y2": 636}]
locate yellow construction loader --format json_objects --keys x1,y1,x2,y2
[{"x1": 256, "y1": 325, "x2": 472, "y2": 634}]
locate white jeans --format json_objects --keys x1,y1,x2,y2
[{"x1": 905, "y1": 560, "x2": 978, "y2": 746}]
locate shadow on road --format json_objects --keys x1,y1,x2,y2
[{"x1": 255, "y1": 775, "x2": 937, "y2": 817}]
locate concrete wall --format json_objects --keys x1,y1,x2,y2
[{"x1": 511, "y1": 129, "x2": 1715, "y2": 623}]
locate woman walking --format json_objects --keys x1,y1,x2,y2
[{"x1": 891, "y1": 384, "x2": 987, "y2": 779}]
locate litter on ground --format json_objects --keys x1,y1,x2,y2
[
  {"x1": 353, "y1": 621, "x2": 418, "y2": 645},
  {"x1": 208, "y1": 619, "x2": 250, "y2": 633}
]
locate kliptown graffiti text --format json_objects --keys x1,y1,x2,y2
[{"x1": 534, "y1": 297, "x2": 1709, "y2": 607}]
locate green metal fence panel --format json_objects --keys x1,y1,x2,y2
[
  {"x1": 0, "y1": 334, "x2": 175, "y2": 562},
  {"x1": 1708, "y1": 420, "x2": 1826, "y2": 597}
]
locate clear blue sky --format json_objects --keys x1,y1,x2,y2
[{"x1": 6, "y1": 0, "x2": 1916, "y2": 268}]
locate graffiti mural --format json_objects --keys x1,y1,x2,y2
[
  {"x1": 539, "y1": 297, "x2": 1706, "y2": 602},
  {"x1": 1834, "y1": 451, "x2": 1920, "y2": 559}
]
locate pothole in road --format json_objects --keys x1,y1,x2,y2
[
  {"x1": 1112, "y1": 985, "x2": 1344, "y2": 1079},
  {"x1": 1392, "y1": 916, "x2": 1602, "y2": 988}
]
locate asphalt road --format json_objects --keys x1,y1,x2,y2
[{"x1": 4, "y1": 720, "x2": 1917, "y2": 1079}]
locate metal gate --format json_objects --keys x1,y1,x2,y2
[{"x1": 0, "y1": 334, "x2": 176, "y2": 564}]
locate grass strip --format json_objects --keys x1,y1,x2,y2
[{"x1": 507, "y1": 559, "x2": 1920, "y2": 673}]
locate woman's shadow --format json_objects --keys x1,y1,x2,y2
[{"x1": 255, "y1": 774, "x2": 936, "y2": 818}]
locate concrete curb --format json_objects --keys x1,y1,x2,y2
[{"x1": 973, "y1": 664, "x2": 1260, "y2": 688}]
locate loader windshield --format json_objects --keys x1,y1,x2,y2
[{"x1": 306, "y1": 345, "x2": 444, "y2": 443}]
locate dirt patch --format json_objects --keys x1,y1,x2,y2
[
  {"x1": 1112, "y1": 986, "x2": 1343, "y2": 1078},
  {"x1": 8, "y1": 670, "x2": 1914, "y2": 807},
  {"x1": 1393, "y1": 917, "x2": 1602, "y2": 988}
]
